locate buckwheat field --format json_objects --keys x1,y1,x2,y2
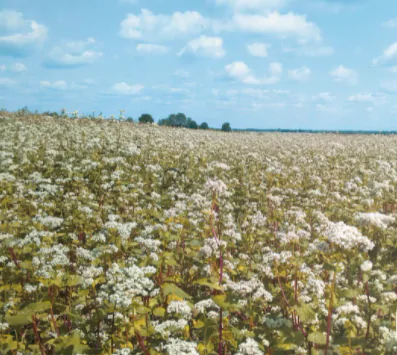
[{"x1": 2, "y1": 114, "x2": 397, "y2": 355}]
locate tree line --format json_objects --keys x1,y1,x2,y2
[
  {"x1": 137, "y1": 113, "x2": 231, "y2": 132},
  {"x1": 5, "y1": 106, "x2": 233, "y2": 132}
]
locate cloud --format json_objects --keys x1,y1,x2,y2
[
  {"x1": 111, "y1": 82, "x2": 144, "y2": 95},
  {"x1": 288, "y1": 66, "x2": 311, "y2": 81},
  {"x1": 0, "y1": 62, "x2": 27, "y2": 72},
  {"x1": 136, "y1": 43, "x2": 168, "y2": 54},
  {"x1": 0, "y1": 10, "x2": 47, "y2": 57},
  {"x1": 316, "y1": 103, "x2": 336, "y2": 112},
  {"x1": 247, "y1": 42, "x2": 269, "y2": 57},
  {"x1": 312, "y1": 92, "x2": 335, "y2": 101},
  {"x1": 383, "y1": 18, "x2": 397, "y2": 28},
  {"x1": 40, "y1": 80, "x2": 68, "y2": 90},
  {"x1": 83, "y1": 78, "x2": 96, "y2": 85},
  {"x1": 373, "y1": 41, "x2": 397, "y2": 65},
  {"x1": 43, "y1": 37, "x2": 102, "y2": 68},
  {"x1": 283, "y1": 45, "x2": 334, "y2": 56},
  {"x1": 230, "y1": 12, "x2": 322, "y2": 43},
  {"x1": 225, "y1": 61, "x2": 280, "y2": 85},
  {"x1": 11, "y1": 62, "x2": 27, "y2": 72},
  {"x1": 178, "y1": 36, "x2": 225, "y2": 58},
  {"x1": 174, "y1": 69, "x2": 190, "y2": 78},
  {"x1": 330, "y1": 65, "x2": 357, "y2": 84},
  {"x1": 380, "y1": 81, "x2": 397, "y2": 93},
  {"x1": 213, "y1": 0, "x2": 285, "y2": 11},
  {"x1": 348, "y1": 92, "x2": 387, "y2": 105},
  {"x1": 0, "y1": 77, "x2": 18, "y2": 86},
  {"x1": 269, "y1": 62, "x2": 283, "y2": 76},
  {"x1": 119, "y1": 9, "x2": 209, "y2": 41}
]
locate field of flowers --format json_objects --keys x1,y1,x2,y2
[{"x1": 1, "y1": 114, "x2": 397, "y2": 354}]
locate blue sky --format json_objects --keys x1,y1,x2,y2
[{"x1": 1, "y1": 0, "x2": 397, "y2": 130}]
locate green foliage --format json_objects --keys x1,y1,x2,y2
[
  {"x1": 200, "y1": 122, "x2": 209, "y2": 130},
  {"x1": 138, "y1": 113, "x2": 154, "y2": 124},
  {"x1": 221, "y1": 122, "x2": 232, "y2": 132}
]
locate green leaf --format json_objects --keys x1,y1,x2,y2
[
  {"x1": 153, "y1": 307, "x2": 165, "y2": 317},
  {"x1": 339, "y1": 288, "x2": 361, "y2": 299},
  {"x1": 194, "y1": 278, "x2": 223, "y2": 291},
  {"x1": 21, "y1": 301, "x2": 52, "y2": 315},
  {"x1": 308, "y1": 332, "x2": 327, "y2": 345},
  {"x1": 163, "y1": 283, "x2": 191, "y2": 299},
  {"x1": 5, "y1": 313, "x2": 33, "y2": 326},
  {"x1": 294, "y1": 303, "x2": 316, "y2": 323}
]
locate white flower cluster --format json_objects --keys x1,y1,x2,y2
[
  {"x1": 236, "y1": 338, "x2": 264, "y2": 355},
  {"x1": 167, "y1": 300, "x2": 192, "y2": 319},
  {"x1": 325, "y1": 221, "x2": 374, "y2": 252},
  {"x1": 98, "y1": 263, "x2": 156, "y2": 308},
  {"x1": 164, "y1": 338, "x2": 199, "y2": 355},
  {"x1": 355, "y1": 212, "x2": 395, "y2": 229}
]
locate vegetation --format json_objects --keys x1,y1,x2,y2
[
  {"x1": 221, "y1": 122, "x2": 231, "y2": 132},
  {"x1": 138, "y1": 114, "x2": 154, "y2": 124},
  {"x1": 1, "y1": 111, "x2": 397, "y2": 354}
]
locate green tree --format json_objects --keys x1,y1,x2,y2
[
  {"x1": 187, "y1": 118, "x2": 198, "y2": 129},
  {"x1": 138, "y1": 114, "x2": 154, "y2": 124},
  {"x1": 200, "y1": 122, "x2": 209, "y2": 130},
  {"x1": 221, "y1": 122, "x2": 231, "y2": 132},
  {"x1": 126, "y1": 117, "x2": 134, "y2": 123}
]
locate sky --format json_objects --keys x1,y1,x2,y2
[{"x1": 1, "y1": 0, "x2": 397, "y2": 130}]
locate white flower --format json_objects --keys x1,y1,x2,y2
[
  {"x1": 360, "y1": 260, "x2": 373, "y2": 272},
  {"x1": 236, "y1": 338, "x2": 264, "y2": 355},
  {"x1": 167, "y1": 300, "x2": 192, "y2": 319},
  {"x1": 164, "y1": 338, "x2": 199, "y2": 355}
]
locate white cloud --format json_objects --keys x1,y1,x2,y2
[
  {"x1": 348, "y1": 92, "x2": 387, "y2": 105},
  {"x1": 316, "y1": 103, "x2": 336, "y2": 112},
  {"x1": 383, "y1": 18, "x2": 397, "y2": 28},
  {"x1": 44, "y1": 37, "x2": 102, "y2": 68},
  {"x1": 119, "y1": 9, "x2": 209, "y2": 41},
  {"x1": 225, "y1": 61, "x2": 280, "y2": 85},
  {"x1": 380, "y1": 81, "x2": 397, "y2": 93},
  {"x1": 213, "y1": 0, "x2": 285, "y2": 11},
  {"x1": 178, "y1": 36, "x2": 225, "y2": 58},
  {"x1": 136, "y1": 43, "x2": 168, "y2": 54},
  {"x1": 390, "y1": 66, "x2": 397, "y2": 73},
  {"x1": 230, "y1": 12, "x2": 322, "y2": 43},
  {"x1": 40, "y1": 80, "x2": 68, "y2": 90},
  {"x1": 269, "y1": 62, "x2": 283, "y2": 76},
  {"x1": 10, "y1": 62, "x2": 27, "y2": 72},
  {"x1": 283, "y1": 45, "x2": 334, "y2": 56},
  {"x1": 330, "y1": 65, "x2": 357, "y2": 84},
  {"x1": 312, "y1": 92, "x2": 335, "y2": 101},
  {"x1": 83, "y1": 78, "x2": 96, "y2": 85},
  {"x1": 0, "y1": 77, "x2": 17, "y2": 86},
  {"x1": 348, "y1": 93, "x2": 374, "y2": 102},
  {"x1": 0, "y1": 10, "x2": 47, "y2": 57},
  {"x1": 247, "y1": 42, "x2": 269, "y2": 57},
  {"x1": 373, "y1": 41, "x2": 397, "y2": 65},
  {"x1": 174, "y1": 69, "x2": 190, "y2": 78},
  {"x1": 0, "y1": 62, "x2": 27, "y2": 72},
  {"x1": 112, "y1": 82, "x2": 144, "y2": 95},
  {"x1": 288, "y1": 66, "x2": 311, "y2": 81}
]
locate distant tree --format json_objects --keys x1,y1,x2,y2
[
  {"x1": 138, "y1": 113, "x2": 154, "y2": 124},
  {"x1": 187, "y1": 118, "x2": 198, "y2": 129},
  {"x1": 200, "y1": 122, "x2": 209, "y2": 130},
  {"x1": 126, "y1": 117, "x2": 134, "y2": 123},
  {"x1": 221, "y1": 122, "x2": 232, "y2": 132}
]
